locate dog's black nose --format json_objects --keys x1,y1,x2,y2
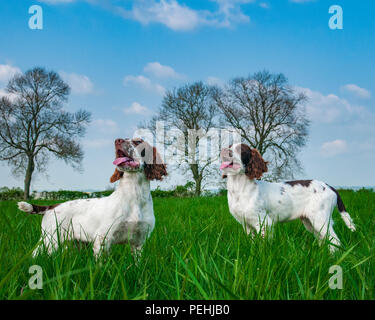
[{"x1": 115, "y1": 138, "x2": 125, "y2": 145}]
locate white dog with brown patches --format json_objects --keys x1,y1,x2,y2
[
  {"x1": 18, "y1": 138, "x2": 167, "y2": 257},
  {"x1": 220, "y1": 143, "x2": 356, "y2": 253}
]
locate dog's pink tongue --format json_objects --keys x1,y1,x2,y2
[
  {"x1": 220, "y1": 162, "x2": 232, "y2": 170},
  {"x1": 113, "y1": 157, "x2": 131, "y2": 166},
  {"x1": 220, "y1": 162, "x2": 241, "y2": 170}
]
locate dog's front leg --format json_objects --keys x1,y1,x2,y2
[
  {"x1": 254, "y1": 214, "x2": 273, "y2": 238},
  {"x1": 93, "y1": 235, "x2": 109, "y2": 259},
  {"x1": 243, "y1": 224, "x2": 256, "y2": 238},
  {"x1": 130, "y1": 244, "x2": 143, "y2": 265},
  {"x1": 33, "y1": 229, "x2": 60, "y2": 257}
]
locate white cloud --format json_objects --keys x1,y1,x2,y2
[
  {"x1": 296, "y1": 87, "x2": 365, "y2": 124},
  {"x1": 144, "y1": 62, "x2": 183, "y2": 79},
  {"x1": 92, "y1": 119, "x2": 119, "y2": 134},
  {"x1": 39, "y1": 0, "x2": 256, "y2": 30},
  {"x1": 59, "y1": 71, "x2": 94, "y2": 94},
  {"x1": 321, "y1": 140, "x2": 348, "y2": 157},
  {"x1": 115, "y1": 0, "x2": 201, "y2": 31},
  {"x1": 123, "y1": 102, "x2": 151, "y2": 115},
  {"x1": 113, "y1": 0, "x2": 254, "y2": 31},
  {"x1": 341, "y1": 84, "x2": 371, "y2": 99},
  {"x1": 123, "y1": 75, "x2": 165, "y2": 95},
  {"x1": 0, "y1": 64, "x2": 21, "y2": 83},
  {"x1": 210, "y1": 0, "x2": 254, "y2": 27}
]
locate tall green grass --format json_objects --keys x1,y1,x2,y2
[{"x1": 0, "y1": 189, "x2": 374, "y2": 300}]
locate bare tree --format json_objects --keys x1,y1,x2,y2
[
  {"x1": 214, "y1": 71, "x2": 310, "y2": 180},
  {"x1": 0, "y1": 67, "x2": 91, "y2": 199},
  {"x1": 142, "y1": 82, "x2": 219, "y2": 196}
]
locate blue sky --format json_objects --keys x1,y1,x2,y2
[{"x1": 0, "y1": 0, "x2": 374, "y2": 191}]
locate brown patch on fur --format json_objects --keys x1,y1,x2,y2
[
  {"x1": 31, "y1": 203, "x2": 60, "y2": 213},
  {"x1": 285, "y1": 180, "x2": 313, "y2": 187},
  {"x1": 144, "y1": 146, "x2": 167, "y2": 181},
  {"x1": 240, "y1": 145, "x2": 268, "y2": 180},
  {"x1": 110, "y1": 169, "x2": 124, "y2": 183},
  {"x1": 133, "y1": 139, "x2": 167, "y2": 180}
]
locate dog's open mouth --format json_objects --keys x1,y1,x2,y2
[
  {"x1": 113, "y1": 150, "x2": 140, "y2": 169},
  {"x1": 220, "y1": 161, "x2": 241, "y2": 170}
]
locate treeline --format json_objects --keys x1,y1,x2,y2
[
  {"x1": 0, "y1": 187, "x2": 112, "y2": 201},
  {"x1": 152, "y1": 182, "x2": 226, "y2": 198},
  {"x1": 1, "y1": 186, "x2": 373, "y2": 201},
  {"x1": 0, "y1": 183, "x2": 227, "y2": 201}
]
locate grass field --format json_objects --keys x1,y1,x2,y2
[{"x1": 0, "y1": 189, "x2": 374, "y2": 300}]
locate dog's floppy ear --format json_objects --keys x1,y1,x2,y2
[
  {"x1": 140, "y1": 143, "x2": 167, "y2": 181},
  {"x1": 132, "y1": 139, "x2": 167, "y2": 181},
  {"x1": 110, "y1": 169, "x2": 123, "y2": 183},
  {"x1": 144, "y1": 146, "x2": 167, "y2": 181},
  {"x1": 245, "y1": 148, "x2": 268, "y2": 180}
]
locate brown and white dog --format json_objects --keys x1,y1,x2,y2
[
  {"x1": 220, "y1": 143, "x2": 356, "y2": 252},
  {"x1": 18, "y1": 138, "x2": 167, "y2": 257}
]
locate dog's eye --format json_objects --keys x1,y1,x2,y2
[{"x1": 132, "y1": 138, "x2": 143, "y2": 146}]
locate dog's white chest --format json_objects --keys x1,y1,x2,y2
[
  {"x1": 226, "y1": 176, "x2": 265, "y2": 225},
  {"x1": 110, "y1": 197, "x2": 155, "y2": 244},
  {"x1": 110, "y1": 211, "x2": 155, "y2": 245}
]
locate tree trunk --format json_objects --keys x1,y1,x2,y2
[
  {"x1": 24, "y1": 157, "x2": 34, "y2": 200},
  {"x1": 195, "y1": 177, "x2": 202, "y2": 196},
  {"x1": 190, "y1": 163, "x2": 202, "y2": 196}
]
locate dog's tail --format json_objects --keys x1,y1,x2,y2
[
  {"x1": 329, "y1": 186, "x2": 356, "y2": 232},
  {"x1": 17, "y1": 202, "x2": 59, "y2": 215}
]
